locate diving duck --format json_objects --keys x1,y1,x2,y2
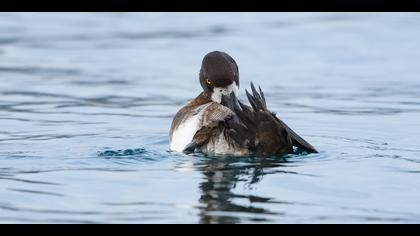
[{"x1": 169, "y1": 51, "x2": 317, "y2": 156}]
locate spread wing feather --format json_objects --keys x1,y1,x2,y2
[
  {"x1": 223, "y1": 83, "x2": 318, "y2": 155},
  {"x1": 184, "y1": 83, "x2": 318, "y2": 155}
]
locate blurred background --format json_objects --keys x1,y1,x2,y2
[{"x1": 0, "y1": 13, "x2": 420, "y2": 223}]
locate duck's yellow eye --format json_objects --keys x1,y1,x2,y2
[{"x1": 206, "y1": 79, "x2": 212, "y2": 85}]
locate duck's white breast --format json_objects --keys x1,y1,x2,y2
[
  {"x1": 169, "y1": 105, "x2": 208, "y2": 152},
  {"x1": 170, "y1": 102, "x2": 249, "y2": 155}
]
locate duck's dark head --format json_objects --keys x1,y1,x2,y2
[{"x1": 199, "y1": 51, "x2": 239, "y2": 103}]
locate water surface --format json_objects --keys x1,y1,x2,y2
[{"x1": 1, "y1": 13, "x2": 420, "y2": 223}]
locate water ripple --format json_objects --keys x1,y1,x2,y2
[
  {"x1": 1, "y1": 12, "x2": 420, "y2": 223},
  {"x1": 8, "y1": 188, "x2": 64, "y2": 197},
  {"x1": 0, "y1": 66, "x2": 81, "y2": 76}
]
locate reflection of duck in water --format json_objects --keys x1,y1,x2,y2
[
  {"x1": 169, "y1": 51, "x2": 318, "y2": 156},
  {"x1": 196, "y1": 157, "x2": 288, "y2": 224}
]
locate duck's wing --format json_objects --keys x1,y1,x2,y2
[
  {"x1": 183, "y1": 103, "x2": 234, "y2": 154},
  {"x1": 222, "y1": 83, "x2": 318, "y2": 154},
  {"x1": 273, "y1": 116, "x2": 318, "y2": 153},
  {"x1": 221, "y1": 87, "x2": 292, "y2": 155}
]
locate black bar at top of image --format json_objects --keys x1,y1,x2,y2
[{"x1": 1, "y1": 0, "x2": 419, "y2": 12}]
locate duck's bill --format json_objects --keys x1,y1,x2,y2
[{"x1": 221, "y1": 93, "x2": 239, "y2": 110}]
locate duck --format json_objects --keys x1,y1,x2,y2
[{"x1": 169, "y1": 51, "x2": 317, "y2": 156}]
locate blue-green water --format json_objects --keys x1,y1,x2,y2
[{"x1": 1, "y1": 13, "x2": 420, "y2": 223}]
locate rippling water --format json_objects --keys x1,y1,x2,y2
[{"x1": 1, "y1": 13, "x2": 420, "y2": 224}]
